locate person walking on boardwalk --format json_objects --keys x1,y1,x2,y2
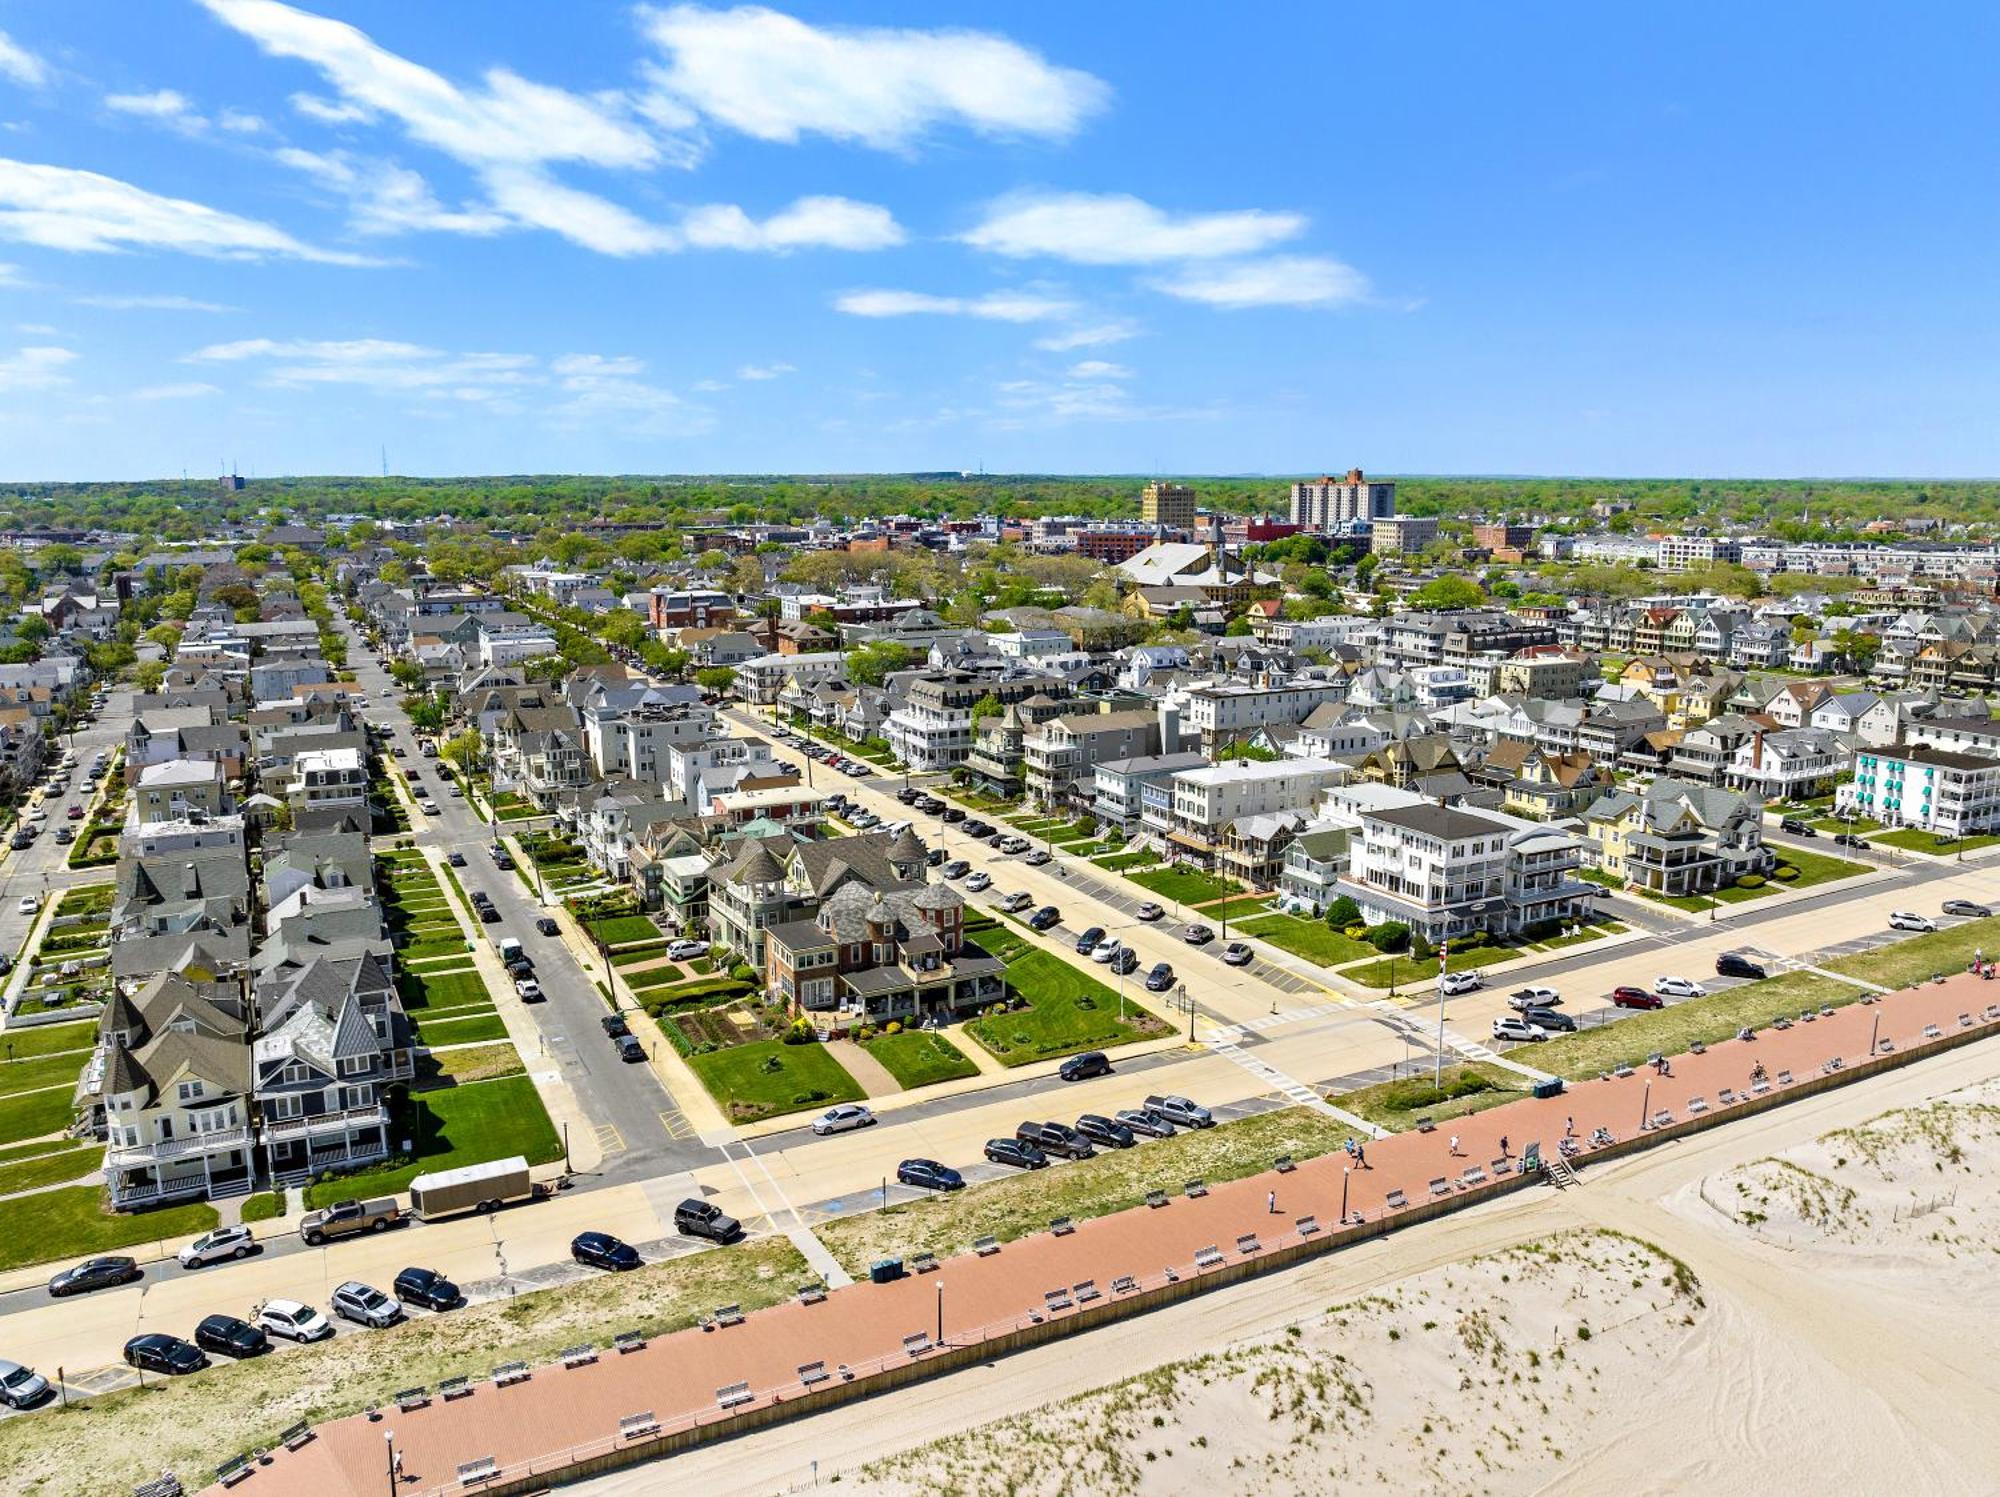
[{"x1": 1448, "y1": 1134, "x2": 1463, "y2": 1156}]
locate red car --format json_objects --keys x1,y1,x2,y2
[
  {"x1": 1610, "y1": 986, "x2": 1663, "y2": 1010},
  {"x1": 64, "y1": 805, "x2": 83, "y2": 820}
]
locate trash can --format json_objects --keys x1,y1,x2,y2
[
  {"x1": 1531, "y1": 1077, "x2": 1565, "y2": 1100},
  {"x1": 869, "y1": 1257, "x2": 905, "y2": 1284}
]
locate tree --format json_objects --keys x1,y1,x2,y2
[
  {"x1": 1407, "y1": 575, "x2": 1486, "y2": 611},
  {"x1": 970, "y1": 692, "x2": 1004, "y2": 724},
  {"x1": 845, "y1": 640, "x2": 914, "y2": 687},
  {"x1": 1325, "y1": 895, "x2": 1361, "y2": 928},
  {"x1": 133, "y1": 660, "x2": 166, "y2": 693},
  {"x1": 442, "y1": 727, "x2": 483, "y2": 771},
  {"x1": 405, "y1": 693, "x2": 446, "y2": 734},
  {"x1": 1223, "y1": 615, "x2": 1254, "y2": 637},
  {"x1": 388, "y1": 658, "x2": 425, "y2": 691},
  {"x1": 14, "y1": 615, "x2": 49, "y2": 643},
  {"x1": 694, "y1": 666, "x2": 737, "y2": 695}
]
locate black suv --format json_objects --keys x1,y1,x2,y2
[
  {"x1": 535, "y1": 916, "x2": 560, "y2": 936},
  {"x1": 1058, "y1": 1050, "x2": 1111, "y2": 1082},
  {"x1": 1144, "y1": 961, "x2": 1176, "y2": 992},
  {"x1": 571, "y1": 1232, "x2": 642, "y2": 1271},
  {"x1": 1521, "y1": 1007, "x2": 1577, "y2": 1033},
  {"x1": 1108, "y1": 947, "x2": 1140, "y2": 975},
  {"x1": 1779, "y1": 817, "x2": 1817, "y2": 836},
  {"x1": 1074, "y1": 1113, "x2": 1136, "y2": 1149},
  {"x1": 393, "y1": 1266, "x2": 462, "y2": 1311},
  {"x1": 194, "y1": 1315, "x2": 269, "y2": 1359},
  {"x1": 1028, "y1": 905, "x2": 1061, "y2": 931},
  {"x1": 601, "y1": 1013, "x2": 631, "y2": 1039},
  {"x1": 1715, "y1": 951, "x2": 1768, "y2": 979},
  {"x1": 1073, "y1": 926, "x2": 1105, "y2": 954},
  {"x1": 674, "y1": 1198, "x2": 742, "y2": 1243},
  {"x1": 1015, "y1": 1120, "x2": 1094, "y2": 1160}
]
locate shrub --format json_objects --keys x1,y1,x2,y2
[
  {"x1": 1409, "y1": 932, "x2": 1433, "y2": 963},
  {"x1": 883, "y1": 1019, "x2": 902, "y2": 1035},
  {"x1": 791, "y1": 1088, "x2": 832, "y2": 1106},
  {"x1": 728, "y1": 962, "x2": 757, "y2": 984},
  {"x1": 1325, "y1": 895, "x2": 1362, "y2": 928},
  {"x1": 758, "y1": 1053, "x2": 784, "y2": 1074},
  {"x1": 1457, "y1": 928, "x2": 1490, "y2": 949},
  {"x1": 1344, "y1": 923, "x2": 1369, "y2": 940},
  {"x1": 1773, "y1": 864, "x2": 1800, "y2": 881},
  {"x1": 1736, "y1": 873, "x2": 1766, "y2": 889},
  {"x1": 1365, "y1": 921, "x2": 1410, "y2": 953}
]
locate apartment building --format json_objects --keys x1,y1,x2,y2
[
  {"x1": 1182, "y1": 679, "x2": 1342, "y2": 750},
  {"x1": 1657, "y1": 535, "x2": 1745, "y2": 571},
  {"x1": 1371, "y1": 515, "x2": 1439, "y2": 555},
  {"x1": 1726, "y1": 726, "x2": 1845, "y2": 802},
  {"x1": 1580, "y1": 778, "x2": 1771, "y2": 896},
  {"x1": 1093, "y1": 750, "x2": 1209, "y2": 833},
  {"x1": 1905, "y1": 715, "x2": 2000, "y2": 758},
  {"x1": 1335, "y1": 803, "x2": 1592, "y2": 943},
  {"x1": 737, "y1": 650, "x2": 845, "y2": 706},
  {"x1": 1156, "y1": 757, "x2": 1347, "y2": 864},
  {"x1": 1290, "y1": 469, "x2": 1396, "y2": 530},
  {"x1": 287, "y1": 746, "x2": 367, "y2": 813},
  {"x1": 1838, "y1": 745, "x2": 2000, "y2": 835},
  {"x1": 885, "y1": 671, "x2": 1042, "y2": 773},
  {"x1": 1024, "y1": 708, "x2": 1162, "y2": 810}
]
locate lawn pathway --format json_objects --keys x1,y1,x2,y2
[{"x1": 824, "y1": 1038, "x2": 899, "y2": 1098}]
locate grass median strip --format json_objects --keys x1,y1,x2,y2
[
  {"x1": 814, "y1": 1107, "x2": 1355, "y2": 1276},
  {"x1": 0, "y1": 1141, "x2": 97, "y2": 1196},
  {"x1": 686, "y1": 1038, "x2": 865, "y2": 1123}
]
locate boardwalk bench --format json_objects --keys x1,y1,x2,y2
[
  {"x1": 1960, "y1": 1013, "x2": 1975, "y2": 1029},
  {"x1": 1144, "y1": 1190, "x2": 1168, "y2": 1209},
  {"x1": 717, "y1": 1380, "x2": 755, "y2": 1410},
  {"x1": 973, "y1": 1236, "x2": 1000, "y2": 1257},
  {"x1": 395, "y1": 1385, "x2": 431, "y2": 1409},
  {"x1": 560, "y1": 1344, "x2": 597, "y2": 1368},
  {"x1": 613, "y1": 1330, "x2": 647, "y2": 1353},
  {"x1": 1986, "y1": 1004, "x2": 2000, "y2": 1021},
  {"x1": 1751, "y1": 1078, "x2": 1772, "y2": 1095},
  {"x1": 1650, "y1": 1111, "x2": 1673, "y2": 1129},
  {"x1": 439, "y1": 1376, "x2": 473, "y2": 1400},
  {"x1": 619, "y1": 1411, "x2": 660, "y2": 1439},
  {"x1": 1295, "y1": 1213, "x2": 1320, "y2": 1237},
  {"x1": 215, "y1": 1457, "x2": 252, "y2": 1489},
  {"x1": 1185, "y1": 1179, "x2": 1208, "y2": 1199},
  {"x1": 1235, "y1": 1232, "x2": 1262, "y2": 1255},
  {"x1": 1194, "y1": 1244, "x2": 1224, "y2": 1269},
  {"x1": 457, "y1": 1456, "x2": 500, "y2": 1486},
  {"x1": 797, "y1": 1361, "x2": 829, "y2": 1388},
  {"x1": 1687, "y1": 1096, "x2": 1709, "y2": 1115},
  {"x1": 1490, "y1": 1156, "x2": 1511, "y2": 1178},
  {"x1": 1111, "y1": 1274, "x2": 1139, "y2": 1295},
  {"x1": 280, "y1": 1421, "x2": 315, "y2": 1450},
  {"x1": 1274, "y1": 1154, "x2": 1296, "y2": 1173},
  {"x1": 491, "y1": 1362, "x2": 529, "y2": 1388},
  {"x1": 1428, "y1": 1177, "x2": 1451, "y2": 1199},
  {"x1": 135, "y1": 1477, "x2": 184, "y2": 1497},
  {"x1": 1776, "y1": 1070, "x2": 1793, "y2": 1085},
  {"x1": 1717, "y1": 1088, "x2": 1736, "y2": 1105},
  {"x1": 1384, "y1": 1188, "x2": 1408, "y2": 1210},
  {"x1": 1924, "y1": 1023, "x2": 1945, "y2": 1039},
  {"x1": 1050, "y1": 1217, "x2": 1076, "y2": 1237},
  {"x1": 1073, "y1": 1279, "x2": 1101, "y2": 1303},
  {"x1": 901, "y1": 1332, "x2": 934, "y2": 1357},
  {"x1": 1459, "y1": 1166, "x2": 1488, "y2": 1187},
  {"x1": 910, "y1": 1251, "x2": 939, "y2": 1273},
  {"x1": 1043, "y1": 1287, "x2": 1073, "y2": 1313},
  {"x1": 797, "y1": 1284, "x2": 827, "y2": 1305},
  {"x1": 713, "y1": 1304, "x2": 744, "y2": 1328}
]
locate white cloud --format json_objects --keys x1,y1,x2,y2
[
  {"x1": 479, "y1": 164, "x2": 677, "y2": 255},
  {"x1": 15, "y1": 322, "x2": 57, "y2": 334},
  {"x1": 0, "y1": 157, "x2": 374, "y2": 262},
  {"x1": 963, "y1": 191, "x2": 1305, "y2": 266},
  {"x1": 219, "y1": 108, "x2": 267, "y2": 134},
  {"x1": 106, "y1": 89, "x2": 203, "y2": 123},
  {"x1": 834, "y1": 288, "x2": 1075, "y2": 322},
  {"x1": 290, "y1": 90, "x2": 372, "y2": 125},
  {"x1": 0, "y1": 30, "x2": 47, "y2": 88},
  {"x1": 551, "y1": 353, "x2": 645, "y2": 379},
  {"x1": 185, "y1": 336, "x2": 537, "y2": 394},
  {"x1": 1067, "y1": 360, "x2": 1130, "y2": 379},
  {"x1": 682, "y1": 195, "x2": 902, "y2": 252},
  {"x1": 133, "y1": 381, "x2": 220, "y2": 400},
  {"x1": 638, "y1": 4, "x2": 1108, "y2": 152},
  {"x1": 0, "y1": 344, "x2": 74, "y2": 391},
  {"x1": 1033, "y1": 320, "x2": 1138, "y2": 352},
  {"x1": 690, "y1": 376, "x2": 728, "y2": 392},
  {"x1": 74, "y1": 292, "x2": 238, "y2": 312},
  {"x1": 549, "y1": 350, "x2": 710, "y2": 436},
  {"x1": 0, "y1": 261, "x2": 24, "y2": 286},
  {"x1": 1150, "y1": 255, "x2": 1370, "y2": 309},
  {"x1": 736, "y1": 361, "x2": 794, "y2": 380},
  {"x1": 275, "y1": 147, "x2": 509, "y2": 236}
]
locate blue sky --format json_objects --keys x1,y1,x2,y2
[{"x1": 0, "y1": 3, "x2": 1995, "y2": 481}]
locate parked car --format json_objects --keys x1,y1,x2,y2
[
  {"x1": 1025, "y1": 849, "x2": 1052, "y2": 867},
  {"x1": 418, "y1": 799, "x2": 440, "y2": 815},
  {"x1": 331, "y1": 1281, "x2": 403, "y2": 1328},
  {"x1": 601, "y1": 1013, "x2": 630, "y2": 1039},
  {"x1": 998, "y1": 835, "x2": 1029, "y2": 854},
  {"x1": 1655, "y1": 975, "x2": 1707, "y2": 998},
  {"x1": 1074, "y1": 1113, "x2": 1136, "y2": 1149},
  {"x1": 0, "y1": 1359, "x2": 51, "y2": 1407},
  {"x1": 963, "y1": 871, "x2": 992, "y2": 892},
  {"x1": 1492, "y1": 1015, "x2": 1549, "y2": 1043},
  {"x1": 446, "y1": 851, "x2": 466, "y2": 867},
  {"x1": 941, "y1": 859, "x2": 970, "y2": 880},
  {"x1": 1135, "y1": 901, "x2": 1165, "y2": 922},
  {"x1": 535, "y1": 916, "x2": 560, "y2": 936},
  {"x1": 64, "y1": 804, "x2": 82, "y2": 820},
  {"x1": 1521, "y1": 1007, "x2": 1577, "y2": 1033},
  {"x1": 897, "y1": 1158, "x2": 965, "y2": 1191},
  {"x1": 254, "y1": 1298, "x2": 333, "y2": 1343},
  {"x1": 52, "y1": 827, "x2": 72, "y2": 844},
  {"x1": 178, "y1": 1225, "x2": 255, "y2": 1268},
  {"x1": 812, "y1": 1103, "x2": 876, "y2": 1135},
  {"x1": 984, "y1": 1136, "x2": 1048, "y2": 1169},
  {"x1": 1889, "y1": 910, "x2": 1937, "y2": 933},
  {"x1": 392, "y1": 1266, "x2": 461, "y2": 1311},
  {"x1": 1220, "y1": 941, "x2": 1254, "y2": 966},
  {"x1": 1779, "y1": 817, "x2": 1818, "y2": 836},
  {"x1": 1943, "y1": 899, "x2": 1993, "y2": 918},
  {"x1": 1057, "y1": 1050, "x2": 1111, "y2": 1082},
  {"x1": 1028, "y1": 905, "x2": 1062, "y2": 931},
  {"x1": 1016, "y1": 1120, "x2": 1093, "y2": 1159},
  {"x1": 298, "y1": 1196, "x2": 401, "y2": 1245},
  {"x1": 1438, "y1": 970, "x2": 1484, "y2": 996},
  {"x1": 613, "y1": 1033, "x2": 647, "y2": 1063},
  {"x1": 961, "y1": 820, "x2": 991, "y2": 840},
  {"x1": 1144, "y1": 961, "x2": 1176, "y2": 992},
  {"x1": 926, "y1": 847, "x2": 947, "y2": 867},
  {"x1": 666, "y1": 938, "x2": 709, "y2": 961},
  {"x1": 999, "y1": 891, "x2": 1033, "y2": 913},
  {"x1": 47, "y1": 1255, "x2": 140, "y2": 1297},
  {"x1": 1181, "y1": 923, "x2": 1215, "y2": 945},
  {"x1": 123, "y1": 1334, "x2": 206, "y2": 1376},
  {"x1": 941, "y1": 807, "x2": 966, "y2": 824},
  {"x1": 1109, "y1": 946, "x2": 1140, "y2": 975},
  {"x1": 1143, "y1": 1093, "x2": 1214, "y2": 1128},
  {"x1": 193, "y1": 1314, "x2": 269, "y2": 1359},
  {"x1": 1089, "y1": 936, "x2": 1121, "y2": 964},
  {"x1": 1506, "y1": 986, "x2": 1562, "y2": 1010},
  {"x1": 1715, "y1": 951, "x2": 1768, "y2": 979},
  {"x1": 897, "y1": 786, "x2": 921, "y2": 804},
  {"x1": 490, "y1": 848, "x2": 515, "y2": 870},
  {"x1": 1610, "y1": 985, "x2": 1664, "y2": 1009},
  {"x1": 514, "y1": 977, "x2": 544, "y2": 1002},
  {"x1": 15, "y1": 895, "x2": 38, "y2": 915},
  {"x1": 1833, "y1": 832, "x2": 1869, "y2": 849},
  {"x1": 477, "y1": 904, "x2": 500, "y2": 924},
  {"x1": 673, "y1": 1198, "x2": 742, "y2": 1243},
  {"x1": 572, "y1": 1232, "x2": 643, "y2": 1271},
  {"x1": 1117, "y1": 1107, "x2": 1175, "y2": 1138},
  {"x1": 1074, "y1": 926, "x2": 1105, "y2": 954}
]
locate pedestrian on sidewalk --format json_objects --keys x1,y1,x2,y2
[
  {"x1": 1267, "y1": 1189, "x2": 1277, "y2": 1215},
  {"x1": 1448, "y1": 1134, "x2": 1462, "y2": 1157},
  {"x1": 1564, "y1": 1115, "x2": 1574, "y2": 1138},
  {"x1": 1356, "y1": 1143, "x2": 1368, "y2": 1169},
  {"x1": 1499, "y1": 1134, "x2": 1509, "y2": 1157}
]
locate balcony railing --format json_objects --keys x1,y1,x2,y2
[
  {"x1": 263, "y1": 1103, "x2": 387, "y2": 1142},
  {"x1": 106, "y1": 1122, "x2": 253, "y2": 1168}
]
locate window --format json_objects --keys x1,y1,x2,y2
[{"x1": 176, "y1": 1080, "x2": 203, "y2": 1103}]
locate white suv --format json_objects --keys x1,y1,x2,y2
[
  {"x1": 1438, "y1": 970, "x2": 1484, "y2": 996},
  {"x1": 1492, "y1": 1015, "x2": 1549, "y2": 1043},
  {"x1": 1888, "y1": 910, "x2": 1936, "y2": 933},
  {"x1": 177, "y1": 1225, "x2": 254, "y2": 1268},
  {"x1": 255, "y1": 1298, "x2": 333, "y2": 1342}
]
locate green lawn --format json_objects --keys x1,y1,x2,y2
[
  {"x1": 0, "y1": 1020, "x2": 96, "y2": 1061},
  {"x1": 685, "y1": 1039, "x2": 865, "y2": 1124},
  {"x1": 1336, "y1": 1062, "x2": 1534, "y2": 1133},
  {"x1": 1199, "y1": 896, "x2": 1276, "y2": 921},
  {"x1": 414, "y1": 1011, "x2": 510, "y2": 1046},
  {"x1": 239, "y1": 1191, "x2": 287, "y2": 1224},
  {"x1": 0, "y1": 1052, "x2": 89, "y2": 1097},
  {"x1": 301, "y1": 1076, "x2": 562, "y2": 1208},
  {"x1": 964, "y1": 934, "x2": 1167, "y2": 1066},
  {"x1": 400, "y1": 939, "x2": 472, "y2": 963},
  {"x1": 1811, "y1": 814, "x2": 1882, "y2": 833},
  {"x1": 1126, "y1": 866, "x2": 1244, "y2": 904},
  {"x1": 1235, "y1": 913, "x2": 1375, "y2": 966},
  {"x1": 1092, "y1": 849, "x2": 1159, "y2": 871},
  {"x1": 1344, "y1": 941, "x2": 1520, "y2": 988},
  {"x1": 1874, "y1": 828, "x2": 2000, "y2": 855},
  {"x1": 862, "y1": 1030, "x2": 978, "y2": 1089},
  {"x1": 0, "y1": 1084, "x2": 78, "y2": 1146},
  {"x1": 1825, "y1": 913, "x2": 2000, "y2": 989},
  {"x1": 588, "y1": 914, "x2": 662, "y2": 946},
  {"x1": 0, "y1": 1142, "x2": 96, "y2": 1196},
  {"x1": 0, "y1": 1187, "x2": 218, "y2": 1273},
  {"x1": 397, "y1": 970, "x2": 494, "y2": 1011}
]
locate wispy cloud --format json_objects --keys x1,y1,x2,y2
[
  {"x1": 833, "y1": 288, "x2": 1075, "y2": 322},
  {"x1": 0, "y1": 29, "x2": 47, "y2": 88},
  {"x1": 736, "y1": 361, "x2": 794, "y2": 380},
  {"x1": 74, "y1": 292, "x2": 238, "y2": 312},
  {"x1": 681, "y1": 196, "x2": 903, "y2": 252},
  {"x1": 0, "y1": 344, "x2": 75, "y2": 391},
  {"x1": 1067, "y1": 359, "x2": 1130, "y2": 379},
  {"x1": 636, "y1": 4, "x2": 1108, "y2": 154},
  {"x1": 186, "y1": 336, "x2": 537, "y2": 394},
  {"x1": 0, "y1": 158, "x2": 376, "y2": 263},
  {"x1": 1033, "y1": 320, "x2": 1139, "y2": 352},
  {"x1": 274, "y1": 147, "x2": 510, "y2": 237},
  {"x1": 105, "y1": 88, "x2": 209, "y2": 133},
  {"x1": 1149, "y1": 255, "x2": 1370, "y2": 309},
  {"x1": 963, "y1": 191, "x2": 1305, "y2": 266},
  {"x1": 133, "y1": 381, "x2": 221, "y2": 400}
]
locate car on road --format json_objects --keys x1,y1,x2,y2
[
  {"x1": 812, "y1": 1103, "x2": 876, "y2": 1135},
  {"x1": 1016, "y1": 1120, "x2": 1094, "y2": 1159},
  {"x1": 1144, "y1": 961, "x2": 1176, "y2": 992},
  {"x1": 64, "y1": 804, "x2": 82, "y2": 820},
  {"x1": 1181, "y1": 923, "x2": 1215, "y2": 946},
  {"x1": 963, "y1": 871, "x2": 991, "y2": 892},
  {"x1": 1438, "y1": 970, "x2": 1485, "y2": 996},
  {"x1": 254, "y1": 1299, "x2": 333, "y2": 1343},
  {"x1": 52, "y1": 826, "x2": 72, "y2": 844},
  {"x1": 941, "y1": 807, "x2": 966, "y2": 824},
  {"x1": 1025, "y1": 849, "x2": 1052, "y2": 867},
  {"x1": 25, "y1": 806, "x2": 44, "y2": 823},
  {"x1": 8, "y1": 832, "x2": 31, "y2": 851},
  {"x1": 446, "y1": 784, "x2": 463, "y2": 798},
  {"x1": 15, "y1": 895, "x2": 38, "y2": 915},
  {"x1": 123, "y1": 1334, "x2": 206, "y2": 1377},
  {"x1": 418, "y1": 799, "x2": 440, "y2": 814},
  {"x1": 1135, "y1": 901, "x2": 1164, "y2": 922},
  {"x1": 1143, "y1": 1094, "x2": 1214, "y2": 1128},
  {"x1": 535, "y1": 916, "x2": 560, "y2": 936},
  {"x1": 665, "y1": 939, "x2": 709, "y2": 961},
  {"x1": 47, "y1": 1255, "x2": 140, "y2": 1297},
  {"x1": 1087, "y1": 935, "x2": 1120, "y2": 963},
  {"x1": 1655, "y1": 975, "x2": 1708, "y2": 998},
  {"x1": 926, "y1": 847, "x2": 947, "y2": 867},
  {"x1": 571, "y1": 1232, "x2": 643, "y2": 1271},
  {"x1": 1715, "y1": 951, "x2": 1768, "y2": 979},
  {"x1": 1521, "y1": 1006, "x2": 1577, "y2": 1032},
  {"x1": 1610, "y1": 985, "x2": 1664, "y2": 1009},
  {"x1": 476, "y1": 904, "x2": 500, "y2": 924},
  {"x1": 178, "y1": 1225, "x2": 255, "y2": 1268},
  {"x1": 601, "y1": 1013, "x2": 630, "y2": 1038},
  {"x1": 897, "y1": 1158, "x2": 965, "y2": 1191},
  {"x1": 674, "y1": 1199, "x2": 742, "y2": 1243},
  {"x1": 984, "y1": 1136, "x2": 1048, "y2": 1169},
  {"x1": 1833, "y1": 832, "x2": 1869, "y2": 849},
  {"x1": 1057, "y1": 1050, "x2": 1111, "y2": 1082},
  {"x1": 0, "y1": 1360, "x2": 52, "y2": 1408},
  {"x1": 897, "y1": 787, "x2": 921, "y2": 804},
  {"x1": 613, "y1": 1032, "x2": 647, "y2": 1063},
  {"x1": 1492, "y1": 1015, "x2": 1549, "y2": 1043},
  {"x1": 1506, "y1": 986, "x2": 1562, "y2": 1010},
  {"x1": 1220, "y1": 941, "x2": 1254, "y2": 966},
  {"x1": 514, "y1": 977, "x2": 544, "y2": 1002},
  {"x1": 916, "y1": 796, "x2": 943, "y2": 814},
  {"x1": 1944, "y1": 899, "x2": 1993, "y2": 918},
  {"x1": 1109, "y1": 946, "x2": 1140, "y2": 975},
  {"x1": 446, "y1": 851, "x2": 465, "y2": 866},
  {"x1": 1118, "y1": 1107, "x2": 1175, "y2": 1138},
  {"x1": 1074, "y1": 1113, "x2": 1136, "y2": 1149},
  {"x1": 331, "y1": 1281, "x2": 404, "y2": 1329},
  {"x1": 1779, "y1": 817, "x2": 1818, "y2": 836},
  {"x1": 194, "y1": 1315, "x2": 270, "y2": 1359},
  {"x1": 941, "y1": 859, "x2": 971, "y2": 880},
  {"x1": 962, "y1": 819, "x2": 991, "y2": 840},
  {"x1": 999, "y1": 891, "x2": 1033, "y2": 913},
  {"x1": 998, "y1": 835, "x2": 1029, "y2": 854},
  {"x1": 1889, "y1": 910, "x2": 1936, "y2": 932},
  {"x1": 392, "y1": 1267, "x2": 462, "y2": 1311},
  {"x1": 1028, "y1": 905, "x2": 1062, "y2": 931},
  {"x1": 490, "y1": 847, "x2": 515, "y2": 870}
]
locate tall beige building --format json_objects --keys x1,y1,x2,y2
[{"x1": 1140, "y1": 481, "x2": 1197, "y2": 531}]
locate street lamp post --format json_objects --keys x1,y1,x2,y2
[
  {"x1": 1179, "y1": 981, "x2": 1194, "y2": 1043},
  {"x1": 1640, "y1": 1079, "x2": 1652, "y2": 1130},
  {"x1": 935, "y1": 1280, "x2": 944, "y2": 1347},
  {"x1": 385, "y1": 1430, "x2": 398, "y2": 1495},
  {"x1": 1340, "y1": 1164, "x2": 1351, "y2": 1225},
  {"x1": 1434, "y1": 967, "x2": 1447, "y2": 1089}
]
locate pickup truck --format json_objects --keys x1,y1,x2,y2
[{"x1": 299, "y1": 1197, "x2": 401, "y2": 1246}]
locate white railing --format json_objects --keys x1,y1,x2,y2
[
  {"x1": 263, "y1": 1103, "x2": 386, "y2": 1141},
  {"x1": 106, "y1": 1123, "x2": 253, "y2": 1168}
]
